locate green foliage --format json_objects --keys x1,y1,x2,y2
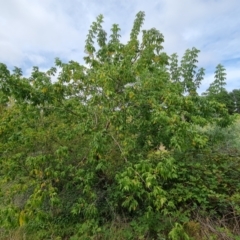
[
  {"x1": 208, "y1": 64, "x2": 227, "y2": 95},
  {"x1": 228, "y1": 89, "x2": 240, "y2": 114},
  {"x1": 0, "y1": 11, "x2": 239, "y2": 239},
  {"x1": 202, "y1": 64, "x2": 240, "y2": 115},
  {"x1": 168, "y1": 223, "x2": 190, "y2": 240}
]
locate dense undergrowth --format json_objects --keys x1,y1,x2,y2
[
  {"x1": 0, "y1": 12, "x2": 240, "y2": 239},
  {"x1": 1, "y1": 120, "x2": 240, "y2": 239}
]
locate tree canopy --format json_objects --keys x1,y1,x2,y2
[{"x1": 0, "y1": 11, "x2": 239, "y2": 239}]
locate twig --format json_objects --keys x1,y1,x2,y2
[{"x1": 110, "y1": 133, "x2": 128, "y2": 162}]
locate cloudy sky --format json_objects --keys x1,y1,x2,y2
[{"x1": 1, "y1": 0, "x2": 239, "y2": 92}]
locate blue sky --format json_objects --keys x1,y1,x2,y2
[{"x1": 0, "y1": 0, "x2": 240, "y2": 92}]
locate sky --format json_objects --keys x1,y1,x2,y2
[{"x1": 0, "y1": 0, "x2": 240, "y2": 93}]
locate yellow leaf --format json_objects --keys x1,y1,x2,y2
[
  {"x1": 41, "y1": 87, "x2": 47, "y2": 93},
  {"x1": 129, "y1": 92, "x2": 134, "y2": 99},
  {"x1": 158, "y1": 143, "x2": 167, "y2": 153},
  {"x1": 19, "y1": 210, "x2": 26, "y2": 226}
]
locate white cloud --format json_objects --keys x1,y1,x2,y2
[
  {"x1": 0, "y1": 0, "x2": 85, "y2": 65},
  {"x1": 225, "y1": 68, "x2": 240, "y2": 90}
]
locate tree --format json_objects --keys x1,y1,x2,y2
[
  {"x1": 202, "y1": 64, "x2": 235, "y2": 114},
  {"x1": 0, "y1": 12, "x2": 236, "y2": 239},
  {"x1": 229, "y1": 89, "x2": 240, "y2": 114},
  {"x1": 204, "y1": 64, "x2": 227, "y2": 97}
]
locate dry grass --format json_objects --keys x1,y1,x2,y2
[
  {"x1": 0, "y1": 228, "x2": 26, "y2": 240},
  {"x1": 185, "y1": 210, "x2": 240, "y2": 240}
]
